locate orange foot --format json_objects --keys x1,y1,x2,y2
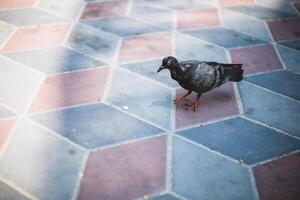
[
  {"x1": 184, "y1": 94, "x2": 201, "y2": 112},
  {"x1": 174, "y1": 90, "x2": 192, "y2": 105}
]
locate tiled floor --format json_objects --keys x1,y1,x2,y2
[{"x1": 0, "y1": 0, "x2": 300, "y2": 200}]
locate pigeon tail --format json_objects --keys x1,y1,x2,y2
[{"x1": 227, "y1": 64, "x2": 244, "y2": 82}]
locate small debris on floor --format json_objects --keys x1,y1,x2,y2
[
  {"x1": 122, "y1": 106, "x2": 129, "y2": 110},
  {"x1": 143, "y1": 195, "x2": 148, "y2": 200},
  {"x1": 239, "y1": 159, "x2": 245, "y2": 164}
]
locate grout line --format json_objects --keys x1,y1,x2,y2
[
  {"x1": 242, "y1": 116, "x2": 300, "y2": 141},
  {"x1": 248, "y1": 168, "x2": 260, "y2": 200},
  {"x1": 72, "y1": 151, "x2": 89, "y2": 200},
  {"x1": 233, "y1": 82, "x2": 244, "y2": 115},
  {"x1": 244, "y1": 68, "x2": 285, "y2": 78},
  {"x1": 0, "y1": 26, "x2": 17, "y2": 50},
  {"x1": 243, "y1": 80, "x2": 300, "y2": 104},
  {"x1": 0, "y1": 116, "x2": 17, "y2": 122},
  {"x1": 0, "y1": 175, "x2": 38, "y2": 200},
  {"x1": 169, "y1": 191, "x2": 190, "y2": 200},
  {"x1": 0, "y1": 102, "x2": 20, "y2": 116},
  {"x1": 126, "y1": 0, "x2": 133, "y2": 15},
  {"x1": 272, "y1": 42, "x2": 287, "y2": 70}
]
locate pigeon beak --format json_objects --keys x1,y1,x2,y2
[{"x1": 157, "y1": 66, "x2": 164, "y2": 73}]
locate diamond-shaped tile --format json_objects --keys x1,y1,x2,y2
[
  {"x1": 0, "y1": 105, "x2": 15, "y2": 119},
  {"x1": 267, "y1": 18, "x2": 300, "y2": 41},
  {"x1": 118, "y1": 32, "x2": 172, "y2": 63},
  {"x1": 0, "y1": 119, "x2": 86, "y2": 200},
  {"x1": 276, "y1": 43, "x2": 300, "y2": 73},
  {"x1": 28, "y1": 67, "x2": 110, "y2": 113},
  {"x1": 30, "y1": 103, "x2": 163, "y2": 148},
  {"x1": 175, "y1": 82, "x2": 239, "y2": 128},
  {"x1": 0, "y1": 0, "x2": 36, "y2": 10},
  {"x1": 176, "y1": 33, "x2": 228, "y2": 62},
  {"x1": 0, "y1": 8, "x2": 68, "y2": 27},
  {"x1": 218, "y1": 0, "x2": 254, "y2": 7},
  {"x1": 0, "y1": 23, "x2": 14, "y2": 47},
  {"x1": 0, "y1": 119, "x2": 15, "y2": 152},
  {"x1": 279, "y1": 39, "x2": 300, "y2": 51},
  {"x1": 177, "y1": 9, "x2": 221, "y2": 30},
  {"x1": 253, "y1": 152, "x2": 300, "y2": 200},
  {"x1": 220, "y1": 8, "x2": 272, "y2": 41},
  {"x1": 121, "y1": 59, "x2": 179, "y2": 88},
  {"x1": 144, "y1": 0, "x2": 215, "y2": 10},
  {"x1": 245, "y1": 70, "x2": 300, "y2": 101},
  {"x1": 177, "y1": 117, "x2": 300, "y2": 164},
  {"x1": 230, "y1": 44, "x2": 282, "y2": 75},
  {"x1": 0, "y1": 57, "x2": 43, "y2": 112},
  {"x1": 239, "y1": 81, "x2": 300, "y2": 137},
  {"x1": 82, "y1": 16, "x2": 164, "y2": 37},
  {"x1": 183, "y1": 26, "x2": 266, "y2": 48},
  {"x1": 1, "y1": 24, "x2": 70, "y2": 52},
  {"x1": 66, "y1": 23, "x2": 120, "y2": 64},
  {"x1": 78, "y1": 136, "x2": 167, "y2": 200},
  {"x1": 172, "y1": 136, "x2": 255, "y2": 200},
  {"x1": 4, "y1": 47, "x2": 105, "y2": 74},
  {"x1": 0, "y1": 180, "x2": 30, "y2": 200},
  {"x1": 80, "y1": 0, "x2": 128, "y2": 19},
  {"x1": 106, "y1": 68, "x2": 172, "y2": 130}
]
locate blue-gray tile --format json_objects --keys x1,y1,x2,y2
[
  {"x1": 176, "y1": 33, "x2": 228, "y2": 62},
  {"x1": 239, "y1": 81, "x2": 300, "y2": 137},
  {"x1": 0, "y1": 119, "x2": 86, "y2": 200},
  {"x1": 121, "y1": 59, "x2": 179, "y2": 88},
  {"x1": 81, "y1": 16, "x2": 164, "y2": 37},
  {"x1": 183, "y1": 27, "x2": 266, "y2": 48},
  {"x1": 256, "y1": 0, "x2": 299, "y2": 16},
  {"x1": 0, "y1": 57, "x2": 43, "y2": 113},
  {"x1": 4, "y1": 47, "x2": 105, "y2": 74},
  {"x1": 143, "y1": 0, "x2": 215, "y2": 10},
  {"x1": 172, "y1": 136, "x2": 254, "y2": 200},
  {"x1": 150, "y1": 193, "x2": 181, "y2": 200},
  {"x1": 229, "y1": 5, "x2": 297, "y2": 20},
  {"x1": 0, "y1": 8, "x2": 68, "y2": 27},
  {"x1": 177, "y1": 117, "x2": 300, "y2": 164},
  {"x1": 276, "y1": 44, "x2": 300, "y2": 73},
  {"x1": 0, "y1": 23, "x2": 14, "y2": 47},
  {"x1": 279, "y1": 40, "x2": 300, "y2": 51},
  {"x1": 30, "y1": 103, "x2": 163, "y2": 149},
  {"x1": 0, "y1": 180, "x2": 30, "y2": 200},
  {"x1": 130, "y1": 2, "x2": 174, "y2": 30},
  {"x1": 0, "y1": 105, "x2": 15, "y2": 119},
  {"x1": 220, "y1": 8, "x2": 272, "y2": 42},
  {"x1": 245, "y1": 70, "x2": 300, "y2": 101},
  {"x1": 106, "y1": 68, "x2": 172, "y2": 130},
  {"x1": 66, "y1": 23, "x2": 120, "y2": 64}
]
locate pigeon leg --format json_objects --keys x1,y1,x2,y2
[
  {"x1": 174, "y1": 90, "x2": 192, "y2": 104},
  {"x1": 185, "y1": 93, "x2": 201, "y2": 111}
]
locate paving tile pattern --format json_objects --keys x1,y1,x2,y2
[{"x1": 0, "y1": 0, "x2": 300, "y2": 199}]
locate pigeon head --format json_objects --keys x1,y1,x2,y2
[{"x1": 157, "y1": 56, "x2": 179, "y2": 73}]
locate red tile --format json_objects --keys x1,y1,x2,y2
[
  {"x1": 176, "y1": 83, "x2": 239, "y2": 129},
  {"x1": 1, "y1": 24, "x2": 70, "y2": 52},
  {"x1": 230, "y1": 44, "x2": 282, "y2": 75},
  {"x1": 268, "y1": 18, "x2": 300, "y2": 41},
  {"x1": 28, "y1": 67, "x2": 110, "y2": 113},
  {"x1": 78, "y1": 135, "x2": 167, "y2": 200},
  {"x1": 218, "y1": 0, "x2": 254, "y2": 6},
  {"x1": 253, "y1": 152, "x2": 300, "y2": 200},
  {"x1": 81, "y1": 1, "x2": 128, "y2": 19},
  {"x1": 177, "y1": 9, "x2": 221, "y2": 30},
  {"x1": 0, "y1": 119, "x2": 15, "y2": 151},
  {"x1": 0, "y1": 0, "x2": 36, "y2": 10},
  {"x1": 118, "y1": 32, "x2": 172, "y2": 63}
]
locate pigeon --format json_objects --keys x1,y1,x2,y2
[{"x1": 157, "y1": 56, "x2": 244, "y2": 111}]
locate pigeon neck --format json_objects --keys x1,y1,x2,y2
[{"x1": 170, "y1": 64, "x2": 182, "y2": 80}]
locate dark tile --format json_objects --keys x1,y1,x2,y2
[
  {"x1": 239, "y1": 81, "x2": 300, "y2": 137},
  {"x1": 176, "y1": 83, "x2": 239, "y2": 128},
  {"x1": 121, "y1": 59, "x2": 179, "y2": 88},
  {"x1": 245, "y1": 70, "x2": 300, "y2": 101},
  {"x1": 28, "y1": 67, "x2": 110, "y2": 113},
  {"x1": 176, "y1": 33, "x2": 228, "y2": 62},
  {"x1": 78, "y1": 136, "x2": 167, "y2": 200},
  {"x1": 172, "y1": 136, "x2": 254, "y2": 200},
  {"x1": 0, "y1": 180, "x2": 30, "y2": 200},
  {"x1": 230, "y1": 44, "x2": 283, "y2": 75},
  {"x1": 229, "y1": 5, "x2": 297, "y2": 20},
  {"x1": 0, "y1": 8, "x2": 68, "y2": 27},
  {"x1": 4, "y1": 47, "x2": 105, "y2": 74},
  {"x1": 253, "y1": 152, "x2": 300, "y2": 200},
  {"x1": 81, "y1": 16, "x2": 164, "y2": 37},
  {"x1": 177, "y1": 117, "x2": 300, "y2": 164},
  {"x1": 0, "y1": 119, "x2": 86, "y2": 200},
  {"x1": 268, "y1": 18, "x2": 300, "y2": 41},
  {"x1": 150, "y1": 193, "x2": 181, "y2": 200},
  {"x1": 0, "y1": 105, "x2": 15, "y2": 119},
  {"x1": 220, "y1": 9, "x2": 272, "y2": 42},
  {"x1": 279, "y1": 39, "x2": 300, "y2": 51},
  {"x1": 66, "y1": 23, "x2": 120, "y2": 63},
  {"x1": 30, "y1": 103, "x2": 163, "y2": 148},
  {"x1": 0, "y1": 119, "x2": 15, "y2": 152},
  {"x1": 106, "y1": 68, "x2": 172, "y2": 130},
  {"x1": 276, "y1": 44, "x2": 300, "y2": 73},
  {"x1": 183, "y1": 26, "x2": 266, "y2": 48},
  {"x1": 0, "y1": 57, "x2": 43, "y2": 113}
]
